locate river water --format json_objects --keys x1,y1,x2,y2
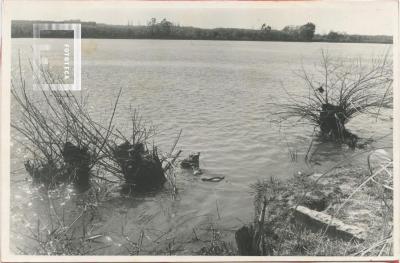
[{"x1": 10, "y1": 39, "x2": 392, "y2": 254}]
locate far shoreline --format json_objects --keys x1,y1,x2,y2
[
  {"x1": 12, "y1": 20, "x2": 393, "y2": 45},
  {"x1": 11, "y1": 37, "x2": 394, "y2": 45}
]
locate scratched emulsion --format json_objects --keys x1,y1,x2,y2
[{"x1": 10, "y1": 39, "x2": 392, "y2": 254}]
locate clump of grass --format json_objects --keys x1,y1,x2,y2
[
  {"x1": 276, "y1": 224, "x2": 363, "y2": 256},
  {"x1": 271, "y1": 50, "x2": 393, "y2": 146},
  {"x1": 234, "y1": 177, "x2": 288, "y2": 255},
  {"x1": 15, "y1": 187, "x2": 108, "y2": 255},
  {"x1": 198, "y1": 223, "x2": 235, "y2": 256},
  {"x1": 321, "y1": 150, "x2": 393, "y2": 256}
]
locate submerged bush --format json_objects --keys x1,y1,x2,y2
[
  {"x1": 62, "y1": 142, "x2": 92, "y2": 190},
  {"x1": 12, "y1": 62, "x2": 179, "y2": 192},
  {"x1": 271, "y1": 50, "x2": 393, "y2": 146},
  {"x1": 11, "y1": 63, "x2": 119, "y2": 188},
  {"x1": 24, "y1": 159, "x2": 65, "y2": 186},
  {"x1": 113, "y1": 141, "x2": 166, "y2": 192}
]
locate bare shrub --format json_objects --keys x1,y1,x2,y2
[
  {"x1": 271, "y1": 50, "x2": 393, "y2": 145},
  {"x1": 11, "y1": 61, "x2": 121, "y2": 189},
  {"x1": 12, "y1": 58, "x2": 180, "y2": 192}
]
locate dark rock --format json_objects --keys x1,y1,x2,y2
[{"x1": 181, "y1": 152, "x2": 200, "y2": 169}]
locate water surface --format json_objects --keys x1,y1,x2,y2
[{"x1": 10, "y1": 39, "x2": 393, "y2": 254}]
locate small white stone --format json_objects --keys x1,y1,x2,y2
[{"x1": 193, "y1": 169, "x2": 202, "y2": 176}]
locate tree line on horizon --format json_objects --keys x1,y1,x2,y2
[{"x1": 11, "y1": 19, "x2": 393, "y2": 44}]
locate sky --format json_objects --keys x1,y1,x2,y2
[{"x1": 6, "y1": 0, "x2": 398, "y2": 35}]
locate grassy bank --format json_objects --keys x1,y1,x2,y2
[{"x1": 231, "y1": 148, "x2": 393, "y2": 256}]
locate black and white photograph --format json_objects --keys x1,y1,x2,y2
[{"x1": 0, "y1": 0, "x2": 398, "y2": 260}]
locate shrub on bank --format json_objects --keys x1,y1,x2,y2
[{"x1": 271, "y1": 50, "x2": 393, "y2": 147}]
